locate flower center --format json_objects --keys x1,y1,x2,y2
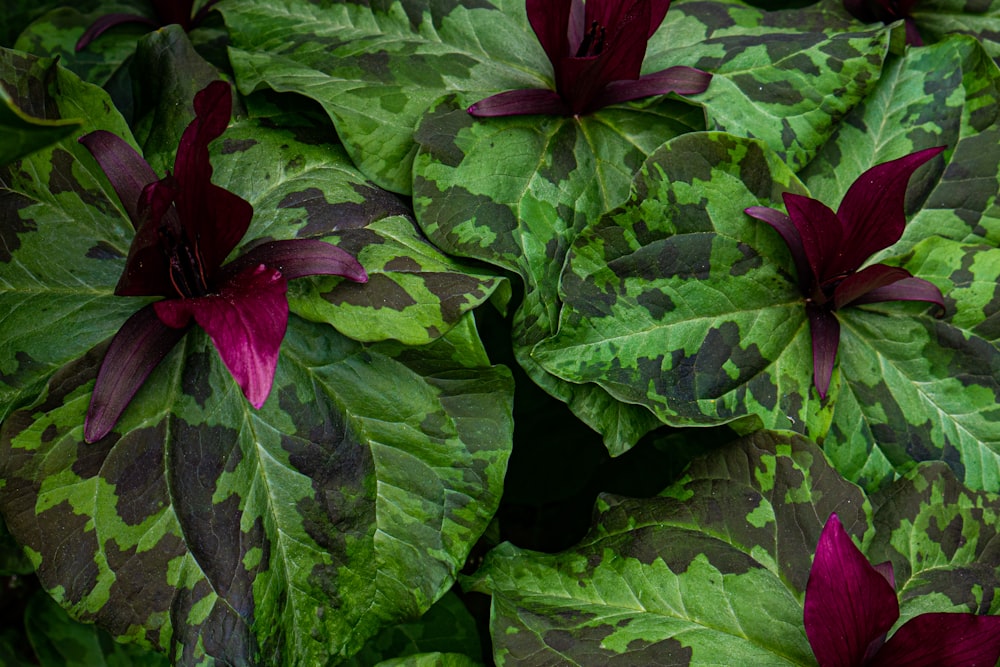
[
  {"x1": 576, "y1": 21, "x2": 607, "y2": 57},
  {"x1": 159, "y1": 225, "x2": 209, "y2": 298}
]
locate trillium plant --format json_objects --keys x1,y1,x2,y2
[{"x1": 2, "y1": 0, "x2": 1000, "y2": 665}]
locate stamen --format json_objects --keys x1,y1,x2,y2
[{"x1": 576, "y1": 21, "x2": 606, "y2": 57}]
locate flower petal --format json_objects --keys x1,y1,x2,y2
[
  {"x1": 85, "y1": 305, "x2": 188, "y2": 443},
  {"x1": 222, "y1": 238, "x2": 368, "y2": 283},
  {"x1": 806, "y1": 304, "x2": 840, "y2": 400},
  {"x1": 597, "y1": 66, "x2": 711, "y2": 107},
  {"x1": 172, "y1": 80, "x2": 250, "y2": 273},
  {"x1": 783, "y1": 192, "x2": 846, "y2": 289},
  {"x1": 153, "y1": 265, "x2": 288, "y2": 409},
  {"x1": 869, "y1": 612, "x2": 1000, "y2": 667},
  {"x1": 115, "y1": 178, "x2": 183, "y2": 297},
  {"x1": 151, "y1": 0, "x2": 195, "y2": 28},
  {"x1": 805, "y1": 514, "x2": 900, "y2": 667},
  {"x1": 850, "y1": 276, "x2": 945, "y2": 314},
  {"x1": 832, "y1": 264, "x2": 912, "y2": 310},
  {"x1": 833, "y1": 146, "x2": 945, "y2": 275},
  {"x1": 745, "y1": 205, "x2": 812, "y2": 293},
  {"x1": 527, "y1": 0, "x2": 574, "y2": 69},
  {"x1": 467, "y1": 89, "x2": 570, "y2": 117},
  {"x1": 75, "y1": 13, "x2": 158, "y2": 51},
  {"x1": 78, "y1": 130, "x2": 159, "y2": 230}
]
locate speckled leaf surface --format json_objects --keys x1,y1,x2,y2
[
  {"x1": 647, "y1": 0, "x2": 891, "y2": 171},
  {"x1": 413, "y1": 98, "x2": 700, "y2": 454},
  {"x1": 800, "y1": 36, "x2": 1000, "y2": 250},
  {"x1": 468, "y1": 431, "x2": 869, "y2": 666},
  {"x1": 470, "y1": 432, "x2": 1000, "y2": 665},
  {"x1": 533, "y1": 132, "x2": 1000, "y2": 490},
  {"x1": 0, "y1": 313, "x2": 513, "y2": 665}
]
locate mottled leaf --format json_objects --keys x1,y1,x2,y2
[
  {"x1": 468, "y1": 431, "x2": 870, "y2": 666},
  {"x1": 24, "y1": 591, "x2": 169, "y2": 667},
  {"x1": 0, "y1": 313, "x2": 513, "y2": 665},
  {"x1": 0, "y1": 85, "x2": 81, "y2": 167},
  {"x1": 534, "y1": 132, "x2": 1000, "y2": 491},
  {"x1": 0, "y1": 47, "x2": 145, "y2": 422},
  {"x1": 647, "y1": 0, "x2": 892, "y2": 170},
  {"x1": 868, "y1": 462, "x2": 1000, "y2": 621},
  {"x1": 800, "y1": 36, "x2": 1000, "y2": 249},
  {"x1": 413, "y1": 97, "x2": 699, "y2": 454},
  {"x1": 914, "y1": 0, "x2": 1000, "y2": 60}
]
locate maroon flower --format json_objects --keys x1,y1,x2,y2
[
  {"x1": 467, "y1": 0, "x2": 711, "y2": 117},
  {"x1": 843, "y1": 0, "x2": 923, "y2": 46},
  {"x1": 806, "y1": 514, "x2": 1000, "y2": 667},
  {"x1": 79, "y1": 81, "x2": 367, "y2": 442},
  {"x1": 76, "y1": 0, "x2": 219, "y2": 51},
  {"x1": 745, "y1": 147, "x2": 946, "y2": 399}
]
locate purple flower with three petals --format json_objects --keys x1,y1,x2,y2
[
  {"x1": 745, "y1": 147, "x2": 946, "y2": 399},
  {"x1": 806, "y1": 514, "x2": 1000, "y2": 667},
  {"x1": 79, "y1": 81, "x2": 367, "y2": 443},
  {"x1": 843, "y1": 0, "x2": 923, "y2": 46},
  {"x1": 467, "y1": 0, "x2": 711, "y2": 117},
  {"x1": 76, "y1": 0, "x2": 219, "y2": 51}
]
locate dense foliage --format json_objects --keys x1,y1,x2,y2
[{"x1": 1, "y1": 0, "x2": 999, "y2": 664}]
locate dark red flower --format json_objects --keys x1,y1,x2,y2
[
  {"x1": 806, "y1": 514, "x2": 1000, "y2": 667},
  {"x1": 745, "y1": 147, "x2": 946, "y2": 398},
  {"x1": 75, "y1": 0, "x2": 220, "y2": 51},
  {"x1": 79, "y1": 81, "x2": 367, "y2": 442},
  {"x1": 843, "y1": 0, "x2": 923, "y2": 46},
  {"x1": 467, "y1": 0, "x2": 711, "y2": 117}
]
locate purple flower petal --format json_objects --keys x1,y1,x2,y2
[
  {"x1": 173, "y1": 80, "x2": 250, "y2": 273},
  {"x1": 850, "y1": 276, "x2": 945, "y2": 314},
  {"x1": 806, "y1": 304, "x2": 840, "y2": 400},
  {"x1": 527, "y1": 0, "x2": 574, "y2": 72},
  {"x1": 467, "y1": 89, "x2": 570, "y2": 117},
  {"x1": 78, "y1": 130, "x2": 159, "y2": 230},
  {"x1": 805, "y1": 514, "x2": 900, "y2": 667},
  {"x1": 832, "y1": 264, "x2": 912, "y2": 310},
  {"x1": 833, "y1": 146, "x2": 944, "y2": 277},
  {"x1": 869, "y1": 612, "x2": 1000, "y2": 667},
  {"x1": 597, "y1": 66, "x2": 712, "y2": 107},
  {"x1": 85, "y1": 305, "x2": 188, "y2": 443},
  {"x1": 222, "y1": 238, "x2": 368, "y2": 283},
  {"x1": 151, "y1": 0, "x2": 195, "y2": 28},
  {"x1": 75, "y1": 12, "x2": 158, "y2": 51},
  {"x1": 903, "y1": 18, "x2": 924, "y2": 47},
  {"x1": 783, "y1": 193, "x2": 844, "y2": 290},
  {"x1": 154, "y1": 265, "x2": 289, "y2": 409},
  {"x1": 745, "y1": 205, "x2": 812, "y2": 293},
  {"x1": 115, "y1": 178, "x2": 182, "y2": 297}
]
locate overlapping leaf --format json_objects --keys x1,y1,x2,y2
[
  {"x1": 799, "y1": 35, "x2": 1000, "y2": 250},
  {"x1": 0, "y1": 313, "x2": 513, "y2": 665},
  {"x1": 469, "y1": 431, "x2": 1000, "y2": 665},
  {"x1": 648, "y1": 0, "x2": 891, "y2": 171},
  {"x1": 0, "y1": 86, "x2": 81, "y2": 167},
  {"x1": 468, "y1": 431, "x2": 867, "y2": 665},
  {"x1": 914, "y1": 0, "x2": 1000, "y2": 59},
  {"x1": 413, "y1": 98, "x2": 699, "y2": 453},
  {"x1": 532, "y1": 131, "x2": 1000, "y2": 490},
  {"x1": 223, "y1": 0, "x2": 891, "y2": 194}
]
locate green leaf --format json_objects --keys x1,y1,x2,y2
[
  {"x1": 0, "y1": 314, "x2": 513, "y2": 665},
  {"x1": 468, "y1": 431, "x2": 869, "y2": 666},
  {"x1": 211, "y1": 117, "x2": 508, "y2": 345},
  {"x1": 800, "y1": 35, "x2": 1000, "y2": 249},
  {"x1": 24, "y1": 591, "x2": 169, "y2": 667},
  {"x1": 868, "y1": 462, "x2": 1000, "y2": 620},
  {"x1": 0, "y1": 86, "x2": 81, "y2": 167},
  {"x1": 344, "y1": 591, "x2": 482, "y2": 666},
  {"x1": 12, "y1": 6, "x2": 148, "y2": 88},
  {"x1": 915, "y1": 0, "x2": 1000, "y2": 61},
  {"x1": 413, "y1": 98, "x2": 699, "y2": 454},
  {"x1": 648, "y1": 0, "x2": 892, "y2": 170},
  {"x1": 0, "y1": 47, "x2": 143, "y2": 422},
  {"x1": 533, "y1": 132, "x2": 1000, "y2": 491}
]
